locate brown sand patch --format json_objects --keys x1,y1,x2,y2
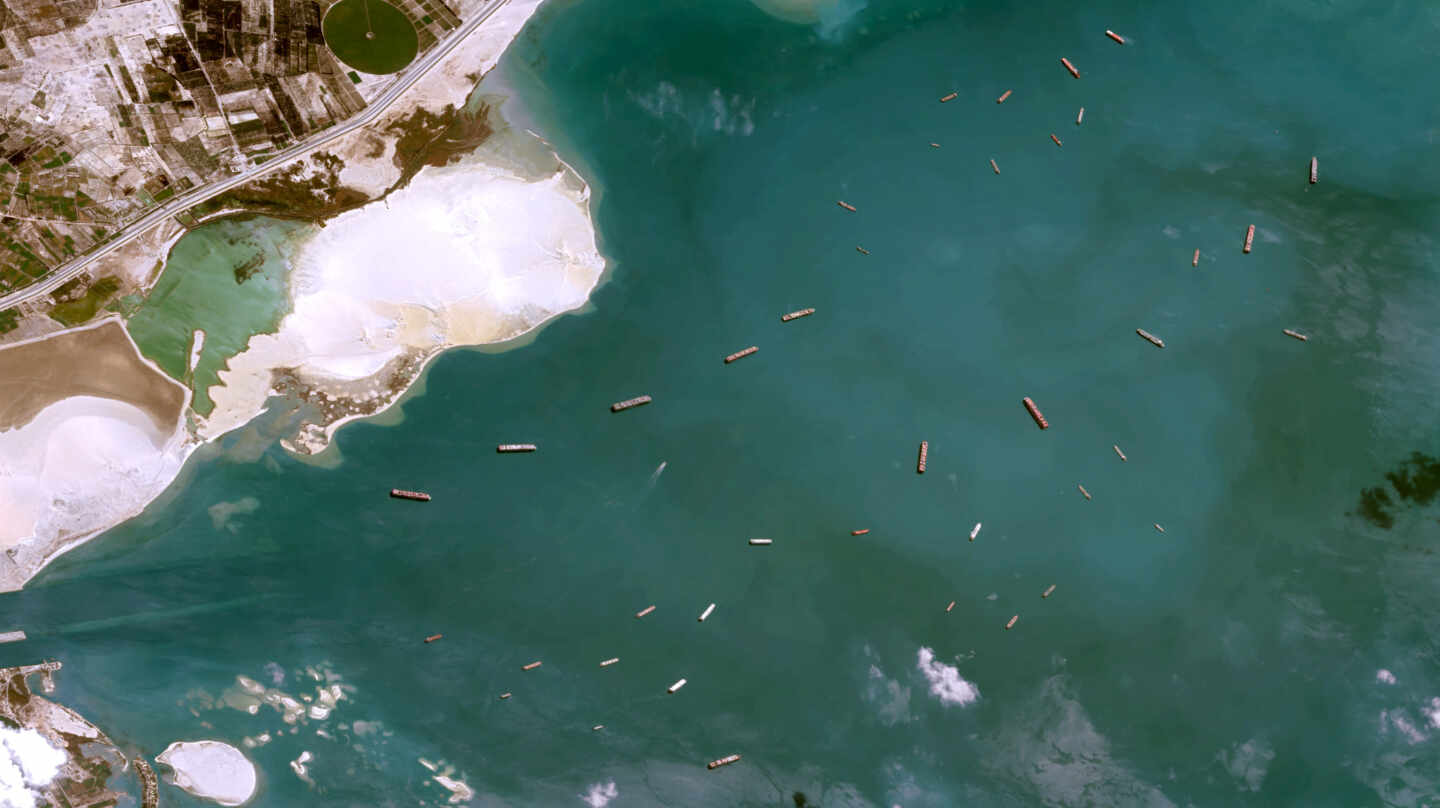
[{"x1": 0, "y1": 318, "x2": 185, "y2": 433}]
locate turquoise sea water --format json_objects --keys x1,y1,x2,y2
[{"x1": 5, "y1": 0, "x2": 1440, "y2": 805}]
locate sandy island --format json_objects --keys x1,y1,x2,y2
[
  {"x1": 157, "y1": 740, "x2": 258, "y2": 806},
  {"x1": 0, "y1": 318, "x2": 191, "y2": 592}
]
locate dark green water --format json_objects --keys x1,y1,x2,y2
[{"x1": 5, "y1": 0, "x2": 1440, "y2": 805}]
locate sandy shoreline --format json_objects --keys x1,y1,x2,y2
[
  {"x1": 0, "y1": 318, "x2": 194, "y2": 592},
  {"x1": 0, "y1": 0, "x2": 607, "y2": 590}
]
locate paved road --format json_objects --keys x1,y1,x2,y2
[{"x1": 0, "y1": 0, "x2": 511, "y2": 311}]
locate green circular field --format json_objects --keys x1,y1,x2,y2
[{"x1": 322, "y1": 0, "x2": 418, "y2": 75}]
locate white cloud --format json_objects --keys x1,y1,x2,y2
[
  {"x1": 915, "y1": 647, "x2": 979, "y2": 707},
  {"x1": 1425, "y1": 698, "x2": 1440, "y2": 729},
  {"x1": 1376, "y1": 669, "x2": 1397, "y2": 685},
  {"x1": 581, "y1": 781, "x2": 618, "y2": 807},
  {"x1": 0, "y1": 728, "x2": 66, "y2": 808}
]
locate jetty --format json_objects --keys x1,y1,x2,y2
[
  {"x1": 1283, "y1": 329, "x2": 1308, "y2": 342},
  {"x1": 497, "y1": 444, "x2": 537, "y2": 453},
  {"x1": 668, "y1": 678, "x2": 687, "y2": 694},
  {"x1": 1113, "y1": 444, "x2": 1127, "y2": 461},
  {"x1": 748, "y1": 538, "x2": 773, "y2": 546},
  {"x1": 1022, "y1": 397, "x2": 1049, "y2": 430},
  {"x1": 698, "y1": 603, "x2": 716, "y2": 622},
  {"x1": 781, "y1": 308, "x2": 815, "y2": 322},
  {"x1": 611, "y1": 395, "x2": 652, "y2": 413},
  {"x1": 136, "y1": 757, "x2": 159, "y2": 808},
  {"x1": 1136, "y1": 328, "x2": 1165, "y2": 348},
  {"x1": 1105, "y1": 29, "x2": 1125, "y2": 44},
  {"x1": 1244, "y1": 224, "x2": 1255, "y2": 253},
  {"x1": 1042, "y1": 584, "x2": 1057, "y2": 598},
  {"x1": 1310, "y1": 156, "x2": 1318, "y2": 184},
  {"x1": 1077, "y1": 484, "x2": 1091, "y2": 500},
  {"x1": 423, "y1": 634, "x2": 443, "y2": 643},
  {"x1": 708, "y1": 754, "x2": 742, "y2": 770},
  {"x1": 851, "y1": 528, "x2": 870, "y2": 536},
  {"x1": 390, "y1": 489, "x2": 431, "y2": 502},
  {"x1": 917, "y1": 440, "x2": 929, "y2": 473},
  {"x1": 522, "y1": 661, "x2": 542, "y2": 671},
  {"x1": 940, "y1": 92, "x2": 958, "y2": 103},
  {"x1": 1061, "y1": 57, "x2": 1080, "y2": 78},
  {"x1": 837, "y1": 200, "x2": 857, "y2": 212},
  {"x1": 725, "y1": 346, "x2": 759, "y2": 364},
  {"x1": 635, "y1": 605, "x2": 656, "y2": 618},
  {"x1": 996, "y1": 89, "x2": 1012, "y2": 104}
]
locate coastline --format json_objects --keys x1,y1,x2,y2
[
  {"x1": 0, "y1": 0, "x2": 605, "y2": 590},
  {"x1": 0, "y1": 317, "x2": 197, "y2": 593}
]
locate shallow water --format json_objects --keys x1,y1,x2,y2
[
  {"x1": 4, "y1": 0, "x2": 1440, "y2": 805},
  {"x1": 128, "y1": 218, "x2": 310, "y2": 415}
]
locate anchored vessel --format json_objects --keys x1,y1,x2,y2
[
  {"x1": 1051, "y1": 133, "x2": 1063, "y2": 147},
  {"x1": 748, "y1": 538, "x2": 773, "y2": 546},
  {"x1": 698, "y1": 603, "x2": 716, "y2": 622},
  {"x1": 1309, "y1": 156, "x2": 1318, "y2": 184},
  {"x1": 600, "y1": 658, "x2": 619, "y2": 667},
  {"x1": 668, "y1": 678, "x2": 687, "y2": 694},
  {"x1": 969, "y1": 522, "x2": 982, "y2": 541},
  {"x1": 390, "y1": 489, "x2": 431, "y2": 501},
  {"x1": 1105, "y1": 29, "x2": 1125, "y2": 44},
  {"x1": 1113, "y1": 444, "x2": 1127, "y2": 461},
  {"x1": 611, "y1": 395, "x2": 652, "y2": 413},
  {"x1": 1076, "y1": 107, "x2": 1084, "y2": 125},
  {"x1": 1193, "y1": 248, "x2": 1200, "y2": 267},
  {"x1": 725, "y1": 346, "x2": 759, "y2": 364},
  {"x1": 1022, "y1": 397, "x2": 1049, "y2": 430},
  {"x1": 1061, "y1": 57, "x2": 1080, "y2": 78},
  {"x1": 990, "y1": 158, "x2": 1001, "y2": 174},
  {"x1": 1283, "y1": 329, "x2": 1308, "y2": 342},
  {"x1": 940, "y1": 92, "x2": 958, "y2": 103},
  {"x1": 635, "y1": 605, "x2": 656, "y2": 618},
  {"x1": 851, "y1": 528, "x2": 870, "y2": 536},
  {"x1": 708, "y1": 754, "x2": 742, "y2": 770},
  {"x1": 837, "y1": 200, "x2": 857, "y2": 212},
  {"x1": 522, "y1": 661, "x2": 542, "y2": 671},
  {"x1": 1042, "y1": 584, "x2": 1057, "y2": 598},
  {"x1": 497, "y1": 444, "x2": 537, "y2": 453},
  {"x1": 781, "y1": 308, "x2": 815, "y2": 322},
  {"x1": 1005, "y1": 615, "x2": 1019, "y2": 630},
  {"x1": 1136, "y1": 328, "x2": 1165, "y2": 348},
  {"x1": 917, "y1": 441, "x2": 929, "y2": 473},
  {"x1": 1243, "y1": 224, "x2": 1255, "y2": 253},
  {"x1": 1077, "y1": 484, "x2": 1092, "y2": 500},
  {"x1": 855, "y1": 245, "x2": 870, "y2": 255},
  {"x1": 996, "y1": 89, "x2": 1012, "y2": 103},
  {"x1": 424, "y1": 634, "x2": 443, "y2": 643}
]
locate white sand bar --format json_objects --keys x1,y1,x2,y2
[
  {"x1": 202, "y1": 154, "x2": 605, "y2": 452},
  {"x1": 157, "y1": 741, "x2": 258, "y2": 806}
]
